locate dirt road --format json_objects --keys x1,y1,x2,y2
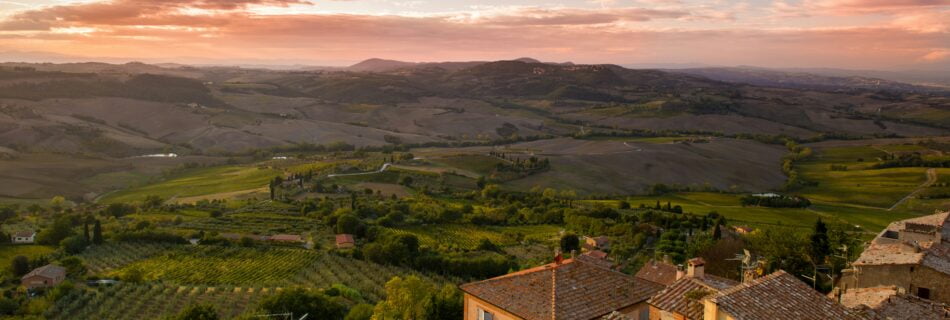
[{"x1": 889, "y1": 168, "x2": 937, "y2": 211}]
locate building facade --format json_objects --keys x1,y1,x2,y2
[{"x1": 838, "y1": 211, "x2": 950, "y2": 304}]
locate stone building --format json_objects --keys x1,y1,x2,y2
[{"x1": 838, "y1": 210, "x2": 950, "y2": 304}]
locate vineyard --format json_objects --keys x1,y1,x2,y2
[
  {"x1": 47, "y1": 283, "x2": 273, "y2": 320},
  {"x1": 384, "y1": 224, "x2": 562, "y2": 250},
  {"x1": 77, "y1": 243, "x2": 455, "y2": 304},
  {"x1": 177, "y1": 214, "x2": 313, "y2": 234}
]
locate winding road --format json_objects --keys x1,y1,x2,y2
[
  {"x1": 327, "y1": 163, "x2": 391, "y2": 178},
  {"x1": 888, "y1": 168, "x2": 938, "y2": 211}
]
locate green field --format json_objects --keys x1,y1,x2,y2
[
  {"x1": 102, "y1": 165, "x2": 280, "y2": 204},
  {"x1": 385, "y1": 224, "x2": 562, "y2": 250},
  {"x1": 82, "y1": 243, "x2": 451, "y2": 303},
  {"x1": 618, "y1": 192, "x2": 916, "y2": 232},
  {"x1": 795, "y1": 145, "x2": 934, "y2": 209},
  {"x1": 430, "y1": 155, "x2": 505, "y2": 176},
  {"x1": 0, "y1": 245, "x2": 55, "y2": 271}
]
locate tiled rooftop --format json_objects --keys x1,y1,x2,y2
[
  {"x1": 649, "y1": 277, "x2": 731, "y2": 320},
  {"x1": 635, "y1": 260, "x2": 678, "y2": 286},
  {"x1": 845, "y1": 288, "x2": 950, "y2": 320},
  {"x1": 710, "y1": 271, "x2": 865, "y2": 320},
  {"x1": 460, "y1": 254, "x2": 663, "y2": 320},
  {"x1": 855, "y1": 211, "x2": 950, "y2": 275}
]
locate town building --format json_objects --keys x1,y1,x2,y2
[
  {"x1": 703, "y1": 270, "x2": 864, "y2": 320},
  {"x1": 335, "y1": 234, "x2": 355, "y2": 249},
  {"x1": 460, "y1": 254, "x2": 664, "y2": 320},
  {"x1": 647, "y1": 258, "x2": 739, "y2": 320},
  {"x1": 21, "y1": 264, "x2": 66, "y2": 289},
  {"x1": 583, "y1": 236, "x2": 611, "y2": 252},
  {"x1": 11, "y1": 231, "x2": 35, "y2": 244},
  {"x1": 636, "y1": 259, "x2": 679, "y2": 286},
  {"x1": 838, "y1": 210, "x2": 950, "y2": 304},
  {"x1": 839, "y1": 287, "x2": 950, "y2": 319}
]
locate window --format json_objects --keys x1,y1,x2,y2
[
  {"x1": 477, "y1": 308, "x2": 494, "y2": 320},
  {"x1": 639, "y1": 307, "x2": 649, "y2": 320},
  {"x1": 917, "y1": 287, "x2": 931, "y2": 299}
]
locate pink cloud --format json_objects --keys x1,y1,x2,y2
[{"x1": 0, "y1": 0, "x2": 946, "y2": 69}]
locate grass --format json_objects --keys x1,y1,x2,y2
[
  {"x1": 617, "y1": 192, "x2": 916, "y2": 232},
  {"x1": 81, "y1": 243, "x2": 453, "y2": 305},
  {"x1": 110, "y1": 246, "x2": 318, "y2": 286},
  {"x1": 430, "y1": 155, "x2": 504, "y2": 176},
  {"x1": 384, "y1": 224, "x2": 562, "y2": 250},
  {"x1": 0, "y1": 245, "x2": 55, "y2": 271},
  {"x1": 102, "y1": 165, "x2": 280, "y2": 204},
  {"x1": 796, "y1": 145, "x2": 930, "y2": 208}
]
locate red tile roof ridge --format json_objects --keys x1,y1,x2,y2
[{"x1": 710, "y1": 270, "x2": 789, "y2": 300}]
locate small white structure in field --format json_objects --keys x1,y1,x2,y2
[
  {"x1": 272, "y1": 156, "x2": 290, "y2": 160},
  {"x1": 12, "y1": 231, "x2": 35, "y2": 244},
  {"x1": 139, "y1": 153, "x2": 178, "y2": 158}
]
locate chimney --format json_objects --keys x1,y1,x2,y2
[
  {"x1": 687, "y1": 257, "x2": 705, "y2": 279},
  {"x1": 675, "y1": 265, "x2": 685, "y2": 280}
]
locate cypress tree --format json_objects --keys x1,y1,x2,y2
[
  {"x1": 810, "y1": 218, "x2": 830, "y2": 264},
  {"x1": 83, "y1": 222, "x2": 90, "y2": 243},
  {"x1": 92, "y1": 220, "x2": 103, "y2": 245}
]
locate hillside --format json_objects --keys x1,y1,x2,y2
[{"x1": 0, "y1": 60, "x2": 948, "y2": 200}]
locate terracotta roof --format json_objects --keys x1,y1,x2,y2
[
  {"x1": 585, "y1": 250, "x2": 608, "y2": 259},
  {"x1": 648, "y1": 276, "x2": 734, "y2": 320},
  {"x1": 460, "y1": 254, "x2": 664, "y2": 320},
  {"x1": 635, "y1": 260, "x2": 678, "y2": 286},
  {"x1": 13, "y1": 231, "x2": 34, "y2": 237},
  {"x1": 591, "y1": 236, "x2": 609, "y2": 246},
  {"x1": 838, "y1": 287, "x2": 900, "y2": 309},
  {"x1": 22, "y1": 264, "x2": 65, "y2": 280},
  {"x1": 710, "y1": 271, "x2": 865, "y2": 320},
  {"x1": 845, "y1": 288, "x2": 950, "y2": 320},
  {"x1": 336, "y1": 234, "x2": 355, "y2": 245}
]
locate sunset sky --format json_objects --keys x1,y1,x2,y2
[{"x1": 0, "y1": 0, "x2": 947, "y2": 69}]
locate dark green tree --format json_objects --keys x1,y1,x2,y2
[
  {"x1": 344, "y1": 303, "x2": 374, "y2": 320},
  {"x1": 173, "y1": 303, "x2": 219, "y2": 320},
  {"x1": 83, "y1": 222, "x2": 90, "y2": 243},
  {"x1": 809, "y1": 218, "x2": 830, "y2": 265},
  {"x1": 11, "y1": 255, "x2": 29, "y2": 276},
  {"x1": 93, "y1": 220, "x2": 103, "y2": 245},
  {"x1": 37, "y1": 217, "x2": 74, "y2": 245},
  {"x1": 712, "y1": 218, "x2": 723, "y2": 240},
  {"x1": 257, "y1": 288, "x2": 346, "y2": 320},
  {"x1": 559, "y1": 233, "x2": 580, "y2": 254}
]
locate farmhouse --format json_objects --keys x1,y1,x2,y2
[
  {"x1": 11, "y1": 231, "x2": 35, "y2": 244},
  {"x1": 335, "y1": 234, "x2": 355, "y2": 249},
  {"x1": 838, "y1": 210, "x2": 950, "y2": 304},
  {"x1": 647, "y1": 258, "x2": 739, "y2": 320},
  {"x1": 21, "y1": 264, "x2": 66, "y2": 289},
  {"x1": 583, "y1": 235, "x2": 610, "y2": 252},
  {"x1": 460, "y1": 254, "x2": 663, "y2": 320}
]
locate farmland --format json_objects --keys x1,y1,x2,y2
[
  {"x1": 102, "y1": 165, "x2": 280, "y2": 204},
  {"x1": 68, "y1": 242, "x2": 454, "y2": 317},
  {"x1": 0, "y1": 245, "x2": 54, "y2": 271},
  {"x1": 384, "y1": 224, "x2": 563, "y2": 250}
]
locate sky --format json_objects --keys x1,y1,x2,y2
[{"x1": 0, "y1": 0, "x2": 947, "y2": 69}]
